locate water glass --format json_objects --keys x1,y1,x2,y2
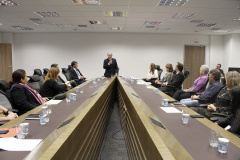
[
  {"x1": 209, "y1": 130, "x2": 219, "y2": 148},
  {"x1": 67, "y1": 84, "x2": 71, "y2": 90},
  {"x1": 154, "y1": 88, "x2": 158, "y2": 94},
  {"x1": 41, "y1": 106, "x2": 48, "y2": 115},
  {"x1": 131, "y1": 78, "x2": 134, "y2": 84},
  {"x1": 76, "y1": 87, "x2": 80, "y2": 92},
  {"x1": 70, "y1": 93, "x2": 74, "y2": 99},
  {"x1": 66, "y1": 94, "x2": 71, "y2": 102},
  {"x1": 97, "y1": 78, "x2": 100, "y2": 81},
  {"x1": 47, "y1": 105, "x2": 52, "y2": 114},
  {"x1": 218, "y1": 138, "x2": 229, "y2": 154},
  {"x1": 163, "y1": 99, "x2": 169, "y2": 106},
  {"x1": 39, "y1": 114, "x2": 47, "y2": 125},
  {"x1": 93, "y1": 81, "x2": 97, "y2": 87},
  {"x1": 72, "y1": 93, "x2": 77, "y2": 100},
  {"x1": 80, "y1": 86, "x2": 84, "y2": 93},
  {"x1": 21, "y1": 123, "x2": 29, "y2": 136},
  {"x1": 15, "y1": 123, "x2": 25, "y2": 139},
  {"x1": 182, "y1": 110, "x2": 189, "y2": 125}
]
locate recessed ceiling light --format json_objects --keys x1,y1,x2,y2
[
  {"x1": 12, "y1": 26, "x2": 33, "y2": 30},
  {"x1": 172, "y1": 13, "x2": 196, "y2": 19},
  {"x1": 214, "y1": 30, "x2": 231, "y2": 33},
  {"x1": 210, "y1": 28, "x2": 221, "y2": 30},
  {"x1": 145, "y1": 21, "x2": 161, "y2": 26},
  {"x1": 29, "y1": 18, "x2": 53, "y2": 25},
  {"x1": 56, "y1": 24, "x2": 75, "y2": 28},
  {"x1": 190, "y1": 20, "x2": 203, "y2": 23},
  {"x1": 105, "y1": 11, "x2": 127, "y2": 17},
  {"x1": 110, "y1": 27, "x2": 124, "y2": 30},
  {"x1": 72, "y1": 0, "x2": 100, "y2": 5},
  {"x1": 234, "y1": 17, "x2": 240, "y2": 21},
  {"x1": 78, "y1": 25, "x2": 88, "y2": 27},
  {"x1": 158, "y1": 0, "x2": 190, "y2": 7},
  {"x1": 156, "y1": 28, "x2": 171, "y2": 31},
  {"x1": 89, "y1": 20, "x2": 107, "y2": 24},
  {"x1": 34, "y1": 12, "x2": 61, "y2": 17},
  {"x1": 0, "y1": 0, "x2": 18, "y2": 6},
  {"x1": 0, "y1": 23, "x2": 2, "y2": 25},
  {"x1": 197, "y1": 23, "x2": 216, "y2": 27}
]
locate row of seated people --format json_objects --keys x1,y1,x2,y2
[
  {"x1": 0, "y1": 61, "x2": 87, "y2": 118},
  {"x1": 149, "y1": 62, "x2": 240, "y2": 136}
]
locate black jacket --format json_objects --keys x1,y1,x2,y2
[
  {"x1": 69, "y1": 68, "x2": 85, "y2": 85},
  {"x1": 40, "y1": 79, "x2": 67, "y2": 98},
  {"x1": 103, "y1": 58, "x2": 118, "y2": 77},
  {"x1": 10, "y1": 83, "x2": 40, "y2": 115},
  {"x1": 169, "y1": 72, "x2": 185, "y2": 90}
]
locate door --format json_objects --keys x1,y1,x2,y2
[
  {"x1": 0, "y1": 43, "x2": 12, "y2": 82},
  {"x1": 183, "y1": 45, "x2": 205, "y2": 89}
]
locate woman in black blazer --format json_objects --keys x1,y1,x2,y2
[
  {"x1": 10, "y1": 69, "x2": 48, "y2": 115},
  {"x1": 40, "y1": 67, "x2": 70, "y2": 98}
]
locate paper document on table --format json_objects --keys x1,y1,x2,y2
[
  {"x1": 160, "y1": 107, "x2": 182, "y2": 113},
  {"x1": 137, "y1": 81, "x2": 145, "y2": 85},
  {"x1": 0, "y1": 138, "x2": 42, "y2": 151},
  {"x1": 146, "y1": 86, "x2": 153, "y2": 89},
  {"x1": 131, "y1": 77, "x2": 140, "y2": 80},
  {"x1": 45, "y1": 100, "x2": 62, "y2": 105}
]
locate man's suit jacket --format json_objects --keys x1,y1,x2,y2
[
  {"x1": 10, "y1": 83, "x2": 40, "y2": 115},
  {"x1": 103, "y1": 58, "x2": 118, "y2": 77},
  {"x1": 69, "y1": 68, "x2": 84, "y2": 85},
  {"x1": 169, "y1": 72, "x2": 185, "y2": 90}
]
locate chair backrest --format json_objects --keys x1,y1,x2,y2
[
  {"x1": 62, "y1": 68, "x2": 72, "y2": 81},
  {"x1": 202, "y1": 79, "x2": 209, "y2": 91},
  {"x1": 33, "y1": 69, "x2": 42, "y2": 76},
  {"x1": 68, "y1": 65, "x2": 72, "y2": 70},
  {"x1": 42, "y1": 68, "x2": 49, "y2": 78},
  {"x1": 0, "y1": 79, "x2": 11, "y2": 99},
  {"x1": 27, "y1": 75, "x2": 43, "y2": 93},
  {"x1": 183, "y1": 70, "x2": 190, "y2": 79},
  {"x1": 0, "y1": 90, "x2": 13, "y2": 110},
  {"x1": 155, "y1": 65, "x2": 163, "y2": 80}
]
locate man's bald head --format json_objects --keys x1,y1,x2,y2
[{"x1": 107, "y1": 52, "x2": 112, "y2": 59}]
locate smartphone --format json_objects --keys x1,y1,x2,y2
[{"x1": 0, "y1": 130, "x2": 9, "y2": 134}]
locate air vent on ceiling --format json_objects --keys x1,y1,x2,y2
[
  {"x1": 72, "y1": 0, "x2": 100, "y2": 5},
  {"x1": 146, "y1": 26, "x2": 155, "y2": 28},
  {"x1": 78, "y1": 25, "x2": 88, "y2": 27},
  {"x1": 12, "y1": 26, "x2": 34, "y2": 30},
  {"x1": 105, "y1": 11, "x2": 127, "y2": 17},
  {"x1": 158, "y1": 0, "x2": 190, "y2": 7},
  {"x1": 190, "y1": 20, "x2": 203, "y2": 23},
  {"x1": 197, "y1": 23, "x2": 216, "y2": 27},
  {"x1": 34, "y1": 12, "x2": 61, "y2": 17}
]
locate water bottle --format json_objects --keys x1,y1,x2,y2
[
  {"x1": 131, "y1": 78, "x2": 134, "y2": 84},
  {"x1": 155, "y1": 88, "x2": 158, "y2": 94},
  {"x1": 93, "y1": 80, "x2": 97, "y2": 87}
]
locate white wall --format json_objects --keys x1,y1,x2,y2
[
  {"x1": 12, "y1": 32, "x2": 222, "y2": 80},
  {"x1": 0, "y1": 32, "x2": 2, "y2": 43},
  {"x1": 209, "y1": 35, "x2": 224, "y2": 70}
]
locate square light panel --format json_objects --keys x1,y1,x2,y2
[
  {"x1": 145, "y1": 21, "x2": 161, "y2": 26},
  {"x1": 159, "y1": 0, "x2": 190, "y2": 7},
  {"x1": 234, "y1": 17, "x2": 240, "y2": 21},
  {"x1": 110, "y1": 27, "x2": 124, "y2": 30},
  {"x1": 57, "y1": 24, "x2": 75, "y2": 28},
  {"x1": 190, "y1": 20, "x2": 203, "y2": 23},
  {"x1": 156, "y1": 28, "x2": 171, "y2": 31},
  {"x1": 89, "y1": 20, "x2": 107, "y2": 24},
  {"x1": 34, "y1": 12, "x2": 61, "y2": 17},
  {"x1": 72, "y1": 0, "x2": 100, "y2": 5},
  {"x1": 105, "y1": 11, "x2": 127, "y2": 17},
  {"x1": 172, "y1": 13, "x2": 196, "y2": 19},
  {"x1": 0, "y1": 0, "x2": 18, "y2": 6}
]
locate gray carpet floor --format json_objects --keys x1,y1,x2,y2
[{"x1": 97, "y1": 104, "x2": 129, "y2": 160}]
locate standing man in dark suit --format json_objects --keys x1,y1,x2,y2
[
  {"x1": 159, "y1": 62, "x2": 185, "y2": 96},
  {"x1": 103, "y1": 52, "x2": 119, "y2": 77},
  {"x1": 216, "y1": 64, "x2": 224, "y2": 77},
  {"x1": 69, "y1": 61, "x2": 86, "y2": 85}
]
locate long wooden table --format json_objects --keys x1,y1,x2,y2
[{"x1": 0, "y1": 77, "x2": 240, "y2": 160}]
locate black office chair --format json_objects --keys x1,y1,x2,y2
[
  {"x1": 183, "y1": 69, "x2": 190, "y2": 79},
  {"x1": 27, "y1": 75, "x2": 43, "y2": 93},
  {"x1": 62, "y1": 68, "x2": 72, "y2": 81},
  {"x1": 42, "y1": 68, "x2": 49, "y2": 79},
  {"x1": 155, "y1": 65, "x2": 163, "y2": 80},
  {"x1": 33, "y1": 69, "x2": 45, "y2": 81}
]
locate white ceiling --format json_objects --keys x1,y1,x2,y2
[{"x1": 0, "y1": 0, "x2": 240, "y2": 35}]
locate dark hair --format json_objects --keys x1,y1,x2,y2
[
  {"x1": 217, "y1": 64, "x2": 221, "y2": 67},
  {"x1": 176, "y1": 62, "x2": 183, "y2": 72},
  {"x1": 51, "y1": 64, "x2": 58, "y2": 68},
  {"x1": 9, "y1": 69, "x2": 26, "y2": 88},
  {"x1": 149, "y1": 63, "x2": 156, "y2": 75},
  {"x1": 165, "y1": 64, "x2": 173, "y2": 72},
  {"x1": 230, "y1": 86, "x2": 240, "y2": 113},
  {"x1": 71, "y1": 61, "x2": 77, "y2": 67},
  {"x1": 209, "y1": 69, "x2": 221, "y2": 81}
]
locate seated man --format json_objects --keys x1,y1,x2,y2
[
  {"x1": 69, "y1": 61, "x2": 86, "y2": 85},
  {"x1": 180, "y1": 69, "x2": 223, "y2": 107},
  {"x1": 159, "y1": 62, "x2": 184, "y2": 96},
  {"x1": 0, "y1": 105, "x2": 18, "y2": 122}
]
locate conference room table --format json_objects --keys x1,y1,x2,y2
[{"x1": 0, "y1": 76, "x2": 240, "y2": 160}]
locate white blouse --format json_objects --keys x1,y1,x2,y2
[{"x1": 147, "y1": 69, "x2": 158, "y2": 79}]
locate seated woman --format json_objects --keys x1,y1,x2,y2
[
  {"x1": 0, "y1": 105, "x2": 18, "y2": 122},
  {"x1": 40, "y1": 67, "x2": 70, "y2": 98},
  {"x1": 217, "y1": 86, "x2": 240, "y2": 136},
  {"x1": 144, "y1": 63, "x2": 158, "y2": 82},
  {"x1": 10, "y1": 69, "x2": 48, "y2": 115},
  {"x1": 173, "y1": 65, "x2": 209, "y2": 101},
  {"x1": 191, "y1": 71, "x2": 240, "y2": 119},
  {"x1": 154, "y1": 63, "x2": 173, "y2": 87}
]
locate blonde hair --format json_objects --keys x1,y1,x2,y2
[
  {"x1": 225, "y1": 71, "x2": 240, "y2": 89},
  {"x1": 44, "y1": 67, "x2": 60, "y2": 83}
]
